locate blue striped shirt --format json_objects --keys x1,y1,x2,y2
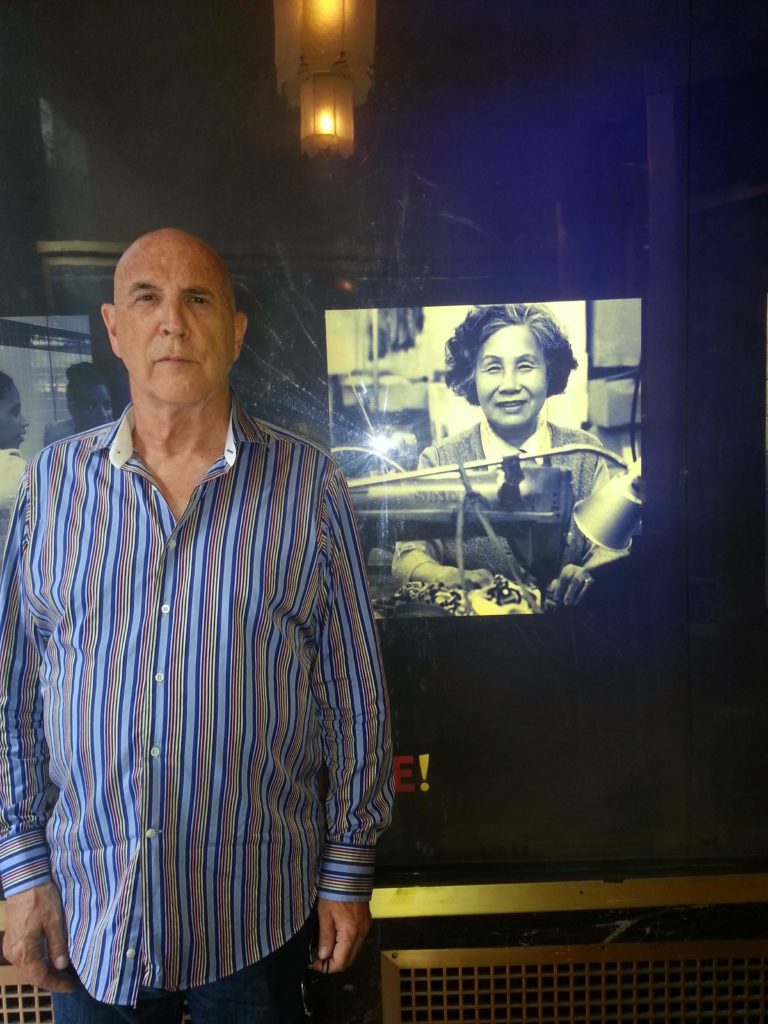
[{"x1": 0, "y1": 395, "x2": 393, "y2": 1005}]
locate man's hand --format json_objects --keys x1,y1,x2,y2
[
  {"x1": 551, "y1": 564, "x2": 595, "y2": 606},
  {"x1": 2, "y1": 880, "x2": 75, "y2": 993},
  {"x1": 311, "y1": 898, "x2": 371, "y2": 974}
]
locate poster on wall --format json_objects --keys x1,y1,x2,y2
[
  {"x1": 0, "y1": 316, "x2": 113, "y2": 549},
  {"x1": 326, "y1": 299, "x2": 643, "y2": 617}
]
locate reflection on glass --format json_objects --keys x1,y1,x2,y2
[
  {"x1": 0, "y1": 372, "x2": 27, "y2": 551},
  {"x1": 44, "y1": 362, "x2": 113, "y2": 445},
  {"x1": 0, "y1": 315, "x2": 95, "y2": 550}
]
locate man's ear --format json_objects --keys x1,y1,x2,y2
[
  {"x1": 232, "y1": 312, "x2": 248, "y2": 363},
  {"x1": 101, "y1": 303, "x2": 122, "y2": 359}
]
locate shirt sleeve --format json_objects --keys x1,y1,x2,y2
[
  {"x1": 391, "y1": 538, "x2": 445, "y2": 583},
  {"x1": 311, "y1": 461, "x2": 393, "y2": 902},
  {"x1": 0, "y1": 472, "x2": 53, "y2": 896}
]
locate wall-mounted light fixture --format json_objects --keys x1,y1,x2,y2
[{"x1": 274, "y1": 0, "x2": 376, "y2": 157}]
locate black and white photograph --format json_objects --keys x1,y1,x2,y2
[
  {"x1": 0, "y1": 316, "x2": 111, "y2": 548},
  {"x1": 327, "y1": 298, "x2": 643, "y2": 616}
]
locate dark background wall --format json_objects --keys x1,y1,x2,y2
[{"x1": 1, "y1": 0, "x2": 766, "y2": 879}]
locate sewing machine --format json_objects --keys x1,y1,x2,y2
[{"x1": 347, "y1": 456, "x2": 575, "y2": 592}]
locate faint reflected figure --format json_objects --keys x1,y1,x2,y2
[
  {"x1": 0, "y1": 371, "x2": 28, "y2": 550},
  {"x1": 44, "y1": 362, "x2": 114, "y2": 445}
]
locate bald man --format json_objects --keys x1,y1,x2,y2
[{"x1": 0, "y1": 229, "x2": 393, "y2": 1023}]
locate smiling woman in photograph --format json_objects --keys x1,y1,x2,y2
[{"x1": 392, "y1": 303, "x2": 620, "y2": 607}]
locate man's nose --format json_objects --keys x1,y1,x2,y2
[{"x1": 159, "y1": 296, "x2": 189, "y2": 336}]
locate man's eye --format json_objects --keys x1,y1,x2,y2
[
  {"x1": 189, "y1": 295, "x2": 208, "y2": 304},
  {"x1": 138, "y1": 293, "x2": 156, "y2": 302}
]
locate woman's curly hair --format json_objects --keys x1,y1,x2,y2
[{"x1": 444, "y1": 303, "x2": 578, "y2": 405}]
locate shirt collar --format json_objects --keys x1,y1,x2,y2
[
  {"x1": 107, "y1": 407, "x2": 136, "y2": 468},
  {"x1": 229, "y1": 392, "x2": 268, "y2": 447},
  {"x1": 479, "y1": 414, "x2": 551, "y2": 461},
  {"x1": 95, "y1": 392, "x2": 268, "y2": 469}
]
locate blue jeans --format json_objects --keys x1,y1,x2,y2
[{"x1": 51, "y1": 917, "x2": 313, "y2": 1024}]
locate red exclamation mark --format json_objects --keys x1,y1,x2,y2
[{"x1": 419, "y1": 754, "x2": 430, "y2": 792}]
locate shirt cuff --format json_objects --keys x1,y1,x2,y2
[
  {"x1": 318, "y1": 841, "x2": 377, "y2": 902},
  {"x1": 0, "y1": 830, "x2": 52, "y2": 896}
]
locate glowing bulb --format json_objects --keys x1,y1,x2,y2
[
  {"x1": 300, "y1": 73, "x2": 354, "y2": 156},
  {"x1": 370, "y1": 434, "x2": 392, "y2": 454}
]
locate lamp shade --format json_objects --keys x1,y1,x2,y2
[
  {"x1": 275, "y1": 0, "x2": 375, "y2": 105},
  {"x1": 573, "y1": 460, "x2": 643, "y2": 551},
  {"x1": 300, "y1": 72, "x2": 354, "y2": 156}
]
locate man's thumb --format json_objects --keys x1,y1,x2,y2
[{"x1": 46, "y1": 928, "x2": 70, "y2": 970}]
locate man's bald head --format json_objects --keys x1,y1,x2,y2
[
  {"x1": 101, "y1": 227, "x2": 247, "y2": 414},
  {"x1": 113, "y1": 228, "x2": 237, "y2": 311}
]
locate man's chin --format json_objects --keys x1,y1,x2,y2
[{"x1": 138, "y1": 381, "x2": 228, "y2": 409}]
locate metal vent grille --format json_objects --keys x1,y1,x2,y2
[
  {"x1": 381, "y1": 942, "x2": 768, "y2": 1024},
  {"x1": 0, "y1": 969, "x2": 54, "y2": 1024},
  {"x1": 0, "y1": 966, "x2": 192, "y2": 1023}
]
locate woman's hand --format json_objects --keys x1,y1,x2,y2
[{"x1": 551, "y1": 564, "x2": 595, "y2": 606}]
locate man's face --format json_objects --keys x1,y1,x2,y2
[{"x1": 101, "y1": 230, "x2": 247, "y2": 411}]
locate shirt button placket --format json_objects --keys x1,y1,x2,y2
[
  {"x1": 154, "y1": 533, "x2": 174, "y2": 684},
  {"x1": 145, "y1": 537, "x2": 172, "y2": 982}
]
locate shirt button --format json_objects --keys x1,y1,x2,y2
[
  {"x1": 154, "y1": 672, "x2": 164, "y2": 683},
  {"x1": 126, "y1": 948, "x2": 136, "y2": 960},
  {"x1": 168, "y1": 539, "x2": 176, "y2": 549},
  {"x1": 160, "y1": 603, "x2": 170, "y2": 614},
  {"x1": 146, "y1": 828, "x2": 158, "y2": 839},
  {"x1": 150, "y1": 746, "x2": 160, "y2": 758}
]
